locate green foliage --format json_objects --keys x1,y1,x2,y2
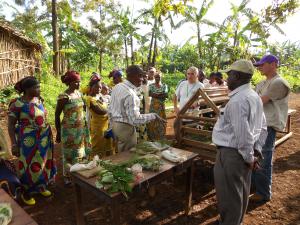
[
  {"x1": 40, "y1": 74, "x2": 65, "y2": 124},
  {"x1": 0, "y1": 86, "x2": 18, "y2": 106},
  {"x1": 162, "y1": 72, "x2": 185, "y2": 101}
]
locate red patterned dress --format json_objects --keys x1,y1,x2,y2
[{"x1": 8, "y1": 98, "x2": 57, "y2": 193}]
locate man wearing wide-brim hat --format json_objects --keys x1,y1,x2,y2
[
  {"x1": 251, "y1": 54, "x2": 290, "y2": 203},
  {"x1": 212, "y1": 59, "x2": 267, "y2": 225}
]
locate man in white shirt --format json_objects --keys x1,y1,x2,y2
[
  {"x1": 173, "y1": 66, "x2": 204, "y2": 113},
  {"x1": 108, "y1": 65, "x2": 165, "y2": 152},
  {"x1": 173, "y1": 66, "x2": 204, "y2": 141},
  {"x1": 212, "y1": 60, "x2": 267, "y2": 225}
]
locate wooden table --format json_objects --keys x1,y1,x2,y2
[
  {"x1": 0, "y1": 189, "x2": 38, "y2": 225},
  {"x1": 71, "y1": 147, "x2": 198, "y2": 225}
]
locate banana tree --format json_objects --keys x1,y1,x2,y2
[{"x1": 174, "y1": 0, "x2": 215, "y2": 68}]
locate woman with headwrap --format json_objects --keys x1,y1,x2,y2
[
  {"x1": 8, "y1": 76, "x2": 57, "y2": 205},
  {"x1": 85, "y1": 77, "x2": 113, "y2": 157},
  {"x1": 147, "y1": 72, "x2": 168, "y2": 140},
  {"x1": 55, "y1": 71, "x2": 91, "y2": 185}
]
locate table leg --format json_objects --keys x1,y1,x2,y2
[
  {"x1": 185, "y1": 162, "x2": 194, "y2": 215},
  {"x1": 111, "y1": 198, "x2": 121, "y2": 225},
  {"x1": 75, "y1": 183, "x2": 85, "y2": 225}
]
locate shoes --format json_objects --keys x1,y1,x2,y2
[
  {"x1": 40, "y1": 190, "x2": 52, "y2": 197},
  {"x1": 21, "y1": 194, "x2": 36, "y2": 206},
  {"x1": 250, "y1": 193, "x2": 270, "y2": 203}
]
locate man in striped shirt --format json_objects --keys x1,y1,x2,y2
[
  {"x1": 212, "y1": 60, "x2": 267, "y2": 225},
  {"x1": 108, "y1": 65, "x2": 165, "y2": 152}
]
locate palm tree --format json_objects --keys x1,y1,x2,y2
[
  {"x1": 137, "y1": 5, "x2": 173, "y2": 67},
  {"x1": 175, "y1": 0, "x2": 215, "y2": 67}
]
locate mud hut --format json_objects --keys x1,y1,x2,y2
[{"x1": 0, "y1": 21, "x2": 42, "y2": 89}]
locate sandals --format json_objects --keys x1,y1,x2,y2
[{"x1": 21, "y1": 194, "x2": 36, "y2": 206}]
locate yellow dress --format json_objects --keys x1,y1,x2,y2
[{"x1": 85, "y1": 96, "x2": 113, "y2": 157}]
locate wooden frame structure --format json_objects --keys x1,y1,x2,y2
[
  {"x1": 176, "y1": 87, "x2": 296, "y2": 160},
  {"x1": 0, "y1": 21, "x2": 41, "y2": 89},
  {"x1": 176, "y1": 87, "x2": 229, "y2": 160}
]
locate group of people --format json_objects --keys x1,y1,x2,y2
[
  {"x1": 0, "y1": 65, "x2": 170, "y2": 205},
  {"x1": 212, "y1": 54, "x2": 290, "y2": 225},
  {"x1": 0, "y1": 53, "x2": 290, "y2": 225}
]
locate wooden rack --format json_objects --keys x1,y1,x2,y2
[{"x1": 176, "y1": 87, "x2": 229, "y2": 160}]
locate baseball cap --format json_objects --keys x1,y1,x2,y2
[
  {"x1": 223, "y1": 59, "x2": 254, "y2": 75},
  {"x1": 112, "y1": 70, "x2": 123, "y2": 78},
  {"x1": 253, "y1": 54, "x2": 279, "y2": 66}
]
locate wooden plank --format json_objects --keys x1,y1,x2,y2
[
  {"x1": 179, "y1": 115, "x2": 217, "y2": 123},
  {"x1": 181, "y1": 138, "x2": 216, "y2": 151},
  {"x1": 185, "y1": 162, "x2": 194, "y2": 215},
  {"x1": 178, "y1": 89, "x2": 201, "y2": 115},
  {"x1": 184, "y1": 146, "x2": 216, "y2": 160},
  {"x1": 288, "y1": 109, "x2": 297, "y2": 114},
  {"x1": 275, "y1": 132, "x2": 293, "y2": 146},
  {"x1": 198, "y1": 89, "x2": 222, "y2": 115},
  {"x1": 182, "y1": 126, "x2": 212, "y2": 136}
]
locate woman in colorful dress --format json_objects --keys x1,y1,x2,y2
[
  {"x1": 147, "y1": 72, "x2": 168, "y2": 140},
  {"x1": 85, "y1": 77, "x2": 113, "y2": 157},
  {"x1": 55, "y1": 71, "x2": 91, "y2": 185},
  {"x1": 8, "y1": 76, "x2": 56, "y2": 205}
]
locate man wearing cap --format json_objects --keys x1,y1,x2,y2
[
  {"x1": 108, "y1": 65, "x2": 166, "y2": 152},
  {"x1": 212, "y1": 59, "x2": 267, "y2": 225},
  {"x1": 252, "y1": 54, "x2": 290, "y2": 203}
]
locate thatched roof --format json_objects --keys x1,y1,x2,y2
[{"x1": 0, "y1": 21, "x2": 42, "y2": 51}]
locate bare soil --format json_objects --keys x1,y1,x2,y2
[{"x1": 0, "y1": 93, "x2": 299, "y2": 225}]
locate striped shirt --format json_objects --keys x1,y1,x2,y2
[
  {"x1": 212, "y1": 84, "x2": 267, "y2": 163},
  {"x1": 108, "y1": 80, "x2": 156, "y2": 126}
]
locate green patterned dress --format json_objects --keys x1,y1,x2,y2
[
  {"x1": 58, "y1": 91, "x2": 91, "y2": 176},
  {"x1": 147, "y1": 83, "x2": 168, "y2": 140}
]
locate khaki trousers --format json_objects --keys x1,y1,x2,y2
[{"x1": 112, "y1": 122, "x2": 137, "y2": 152}]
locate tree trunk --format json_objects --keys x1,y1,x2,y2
[
  {"x1": 151, "y1": 34, "x2": 157, "y2": 66},
  {"x1": 52, "y1": 0, "x2": 59, "y2": 76},
  {"x1": 147, "y1": 18, "x2": 157, "y2": 67},
  {"x1": 124, "y1": 37, "x2": 129, "y2": 67},
  {"x1": 196, "y1": 22, "x2": 202, "y2": 60},
  {"x1": 98, "y1": 51, "x2": 103, "y2": 73},
  {"x1": 130, "y1": 35, "x2": 134, "y2": 64}
]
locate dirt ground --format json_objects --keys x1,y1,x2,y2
[{"x1": 0, "y1": 93, "x2": 299, "y2": 225}]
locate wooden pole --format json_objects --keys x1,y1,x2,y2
[{"x1": 52, "y1": 0, "x2": 59, "y2": 76}]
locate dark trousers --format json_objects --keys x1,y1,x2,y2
[
  {"x1": 214, "y1": 147, "x2": 252, "y2": 225},
  {"x1": 252, "y1": 127, "x2": 276, "y2": 200}
]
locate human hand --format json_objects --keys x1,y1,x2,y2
[
  {"x1": 174, "y1": 107, "x2": 180, "y2": 115},
  {"x1": 246, "y1": 157, "x2": 260, "y2": 171},
  {"x1": 155, "y1": 114, "x2": 167, "y2": 124},
  {"x1": 254, "y1": 149, "x2": 263, "y2": 159}
]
